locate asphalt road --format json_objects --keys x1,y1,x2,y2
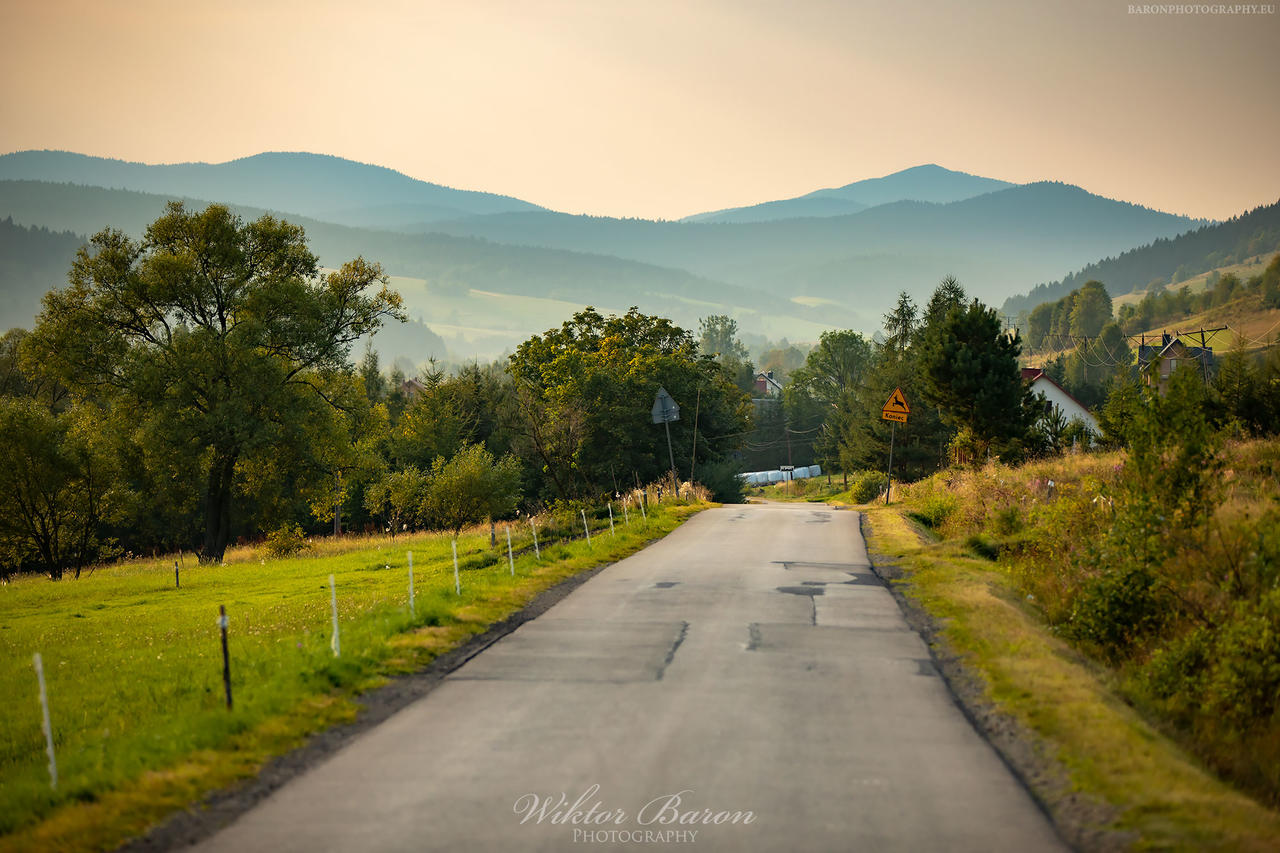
[{"x1": 192, "y1": 502, "x2": 1065, "y2": 852}]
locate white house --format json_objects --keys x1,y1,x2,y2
[{"x1": 1021, "y1": 368, "x2": 1099, "y2": 435}]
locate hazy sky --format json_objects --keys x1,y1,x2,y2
[{"x1": 2, "y1": 0, "x2": 1277, "y2": 220}]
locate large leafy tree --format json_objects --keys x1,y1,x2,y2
[
  {"x1": 784, "y1": 330, "x2": 874, "y2": 473},
  {"x1": 1069, "y1": 280, "x2": 1113, "y2": 338},
  {"x1": 509, "y1": 308, "x2": 750, "y2": 500},
  {"x1": 26, "y1": 203, "x2": 403, "y2": 562},
  {"x1": 697, "y1": 314, "x2": 755, "y2": 394}
]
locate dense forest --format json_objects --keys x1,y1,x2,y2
[{"x1": 1004, "y1": 199, "x2": 1280, "y2": 316}]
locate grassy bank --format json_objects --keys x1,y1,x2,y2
[
  {"x1": 859, "y1": 439, "x2": 1280, "y2": 849},
  {"x1": 0, "y1": 499, "x2": 701, "y2": 851}
]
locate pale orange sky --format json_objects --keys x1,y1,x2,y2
[{"x1": 2, "y1": 0, "x2": 1277, "y2": 220}]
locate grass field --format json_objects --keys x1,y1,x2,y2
[{"x1": 0, "y1": 500, "x2": 699, "y2": 851}]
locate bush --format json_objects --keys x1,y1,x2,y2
[
  {"x1": 964, "y1": 534, "x2": 999, "y2": 561},
  {"x1": 849, "y1": 470, "x2": 884, "y2": 504},
  {"x1": 909, "y1": 489, "x2": 959, "y2": 530},
  {"x1": 991, "y1": 506, "x2": 1022, "y2": 536},
  {"x1": 1204, "y1": 589, "x2": 1280, "y2": 727},
  {"x1": 696, "y1": 458, "x2": 746, "y2": 504},
  {"x1": 1065, "y1": 564, "x2": 1167, "y2": 660},
  {"x1": 263, "y1": 523, "x2": 308, "y2": 558}
]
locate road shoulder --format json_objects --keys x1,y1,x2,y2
[{"x1": 859, "y1": 506, "x2": 1280, "y2": 851}]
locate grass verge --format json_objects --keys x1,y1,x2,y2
[
  {"x1": 0, "y1": 501, "x2": 701, "y2": 852},
  {"x1": 860, "y1": 505, "x2": 1280, "y2": 850}
]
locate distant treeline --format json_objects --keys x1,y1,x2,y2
[
  {"x1": 0, "y1": 216, "x2": 84, "y2": 327},
  {"x1": 1115, "y1": 254, "x2": 1280, "y2": 335},
  {"x1": 1004, "y1": 199, "x2": 1280, "y2": 316}
]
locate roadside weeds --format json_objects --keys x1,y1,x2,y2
[{"x1": 859, "y1": 506, "x2": 1280, "y2": 852}]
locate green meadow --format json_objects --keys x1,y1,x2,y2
[{"x1": 0, "y1": 500, "x2": 698, "y2": 851}]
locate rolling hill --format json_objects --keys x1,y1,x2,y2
[
  {"x1": 1002, "y1": 198, "x2": 1280, "y2": 317},
  {"x1": 0, "y1": 150, "x2": 545, "y2": 230},
  {"x1": 681, "y1": 164, "x2": 1014, "y2": 223},
  {"x1": 418, "y1": 182, "x2": 1201, "y2": 309},
  {"x1": 0, "y1": 181, "x2": 851, "y2": 361}
]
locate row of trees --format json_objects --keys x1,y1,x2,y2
[
  {"x1": 776, "y1": 277, "x2": 1039, "y2": 484},
  {"x1": 0, "y1": 204, "x2": 751, "y2": 579}
]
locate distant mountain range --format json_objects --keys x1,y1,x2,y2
[
  {"x1": 680, "y1": 164, "x2": 1014, "y2": 223},
  {"x1": 0, "y1": 150, "x2": 544, "y2": 230},
  {"x1": 0, "y1": 150, "x2": 1213, "y2": 362},
  {"x1": 415, "y1": 182, "x2": 1200, "y2": 309}
]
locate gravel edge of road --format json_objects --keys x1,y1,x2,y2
[
  {"x1": 859, "y1": 512, "x2": 1134, "y2": 853},
  {"x1": 117, "y1": 559, "x2": 619, "y2": 852}
]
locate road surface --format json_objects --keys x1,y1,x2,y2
[{"x1": 192, "y1": 502, "x2": 1064, "y2": 852}]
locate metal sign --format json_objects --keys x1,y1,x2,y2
[
  {"x1": 651, "y1": 387, "x2": 680, "y2": 424},
  {"x1": 881, "y1": 387, "x2": 909, "y2": 423}
]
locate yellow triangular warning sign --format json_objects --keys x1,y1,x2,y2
[{"x1": 884, "y1": 388, "x2": 909, "y2": 413}]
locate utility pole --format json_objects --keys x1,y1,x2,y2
[{"x1": 688, "y1": 386, "x2": 701, "y2": 480}]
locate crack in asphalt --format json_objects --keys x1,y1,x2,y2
[{"x1": 655, "y1": 621, "x2": 689, "y2": 680}]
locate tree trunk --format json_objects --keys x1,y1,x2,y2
[{"x1": 200, "y1": 451, "x2": 237, "y2": 563}]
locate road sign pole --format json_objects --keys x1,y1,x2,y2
[
  {"x1": 663, "y1": 418, "x2": 676, "y2": 483},
  {"x1": 885, "y1": 421, "x2": 896, "y2": 506}
]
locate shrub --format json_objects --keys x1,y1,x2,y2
[
  {"x1": 1065, "y1": 564, "x2": 1167, "y2": 660},
  {"x1": 849, "y1": 470, "x2": 884, "y2": 504},
  {"x1": 909, "y1": 489, "x2": 959, "y2": 531},
  {"x1": 1204, "y1": 589, "x2": 1280, "y2": 728},
  {"x1": 696, "y1": 458, "x2": 746, "y2": 504},
  {"x1": 263, "y1": 523, "x2": 308, "y2": 558},
  {"x1": 1136, "y1": 625, "x2": 1212, "y2": 721},
  {"x1": 964, "y1": 534, "x2": 999, "y2": 561},
  {"x1": 991, "y1": 506, "x2": 1022, "y2": 536}
]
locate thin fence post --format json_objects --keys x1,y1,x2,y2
[
  {"x1": 175, "y1": 560, "x2": 180, "y2": 589},
  {"x1": 530, "y1": 518, "x2": 540, "y2": 560},
  {"x1": 451, "y1": 539, "x2": 461, "y2": 595},
  {"x1": 640, "y1": 496, "x2": 647, "y2": 522},
  {"x1": 33, "y1": 653, "x2": 57, "y2": 789},
  {"x1": 219, "y1": 606, "x2": 232, "y2": 710},
  {"x1": 506, "y1": 526, "x2": 515, "y2": 575},
  {"x1": 581, "y1": 509, "x2": 592, "y2": 547},
  {"x1": 329, "y1": 574, "x2": 340, "y2": 657},
  {"x1": 608, "y1": 503, "x2": 615, "y2": 536},
  {"x1": 408, "y1": 551, "x2": 415, "y2": 616},
  {"x1": 623, "y1": 500, "x2": 630, "y2": 525}
]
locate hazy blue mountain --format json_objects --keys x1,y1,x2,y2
[
  {"x1": 0, "y1": 150, "x2": 545, "y2": 229},
  {"x1": 0, "y1": 181, "x2": 860, "y2": 357},
  {"x1": 681, "y1": 164, "x2": 1014, "y2": 223},
  {"x1": 419, "y1": 182, "x2": 1201, "y2": 308},
  {"x1": 1002, "y1": 198, "x2": 1280, "y2": 316}
]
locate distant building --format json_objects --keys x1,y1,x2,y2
[
  {"x1": 401, "y1": 377, "x2": 428, "y2": 397},
  {"x1": 1137, "y1": 333, "x2": 1214, "y2": 394},
  {"x1": 1020, "y1": 367, "x2": 1099, "y2": 435},
  {"x1": 753, "y1": 370, "x2": 783, "y2": 398}
]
